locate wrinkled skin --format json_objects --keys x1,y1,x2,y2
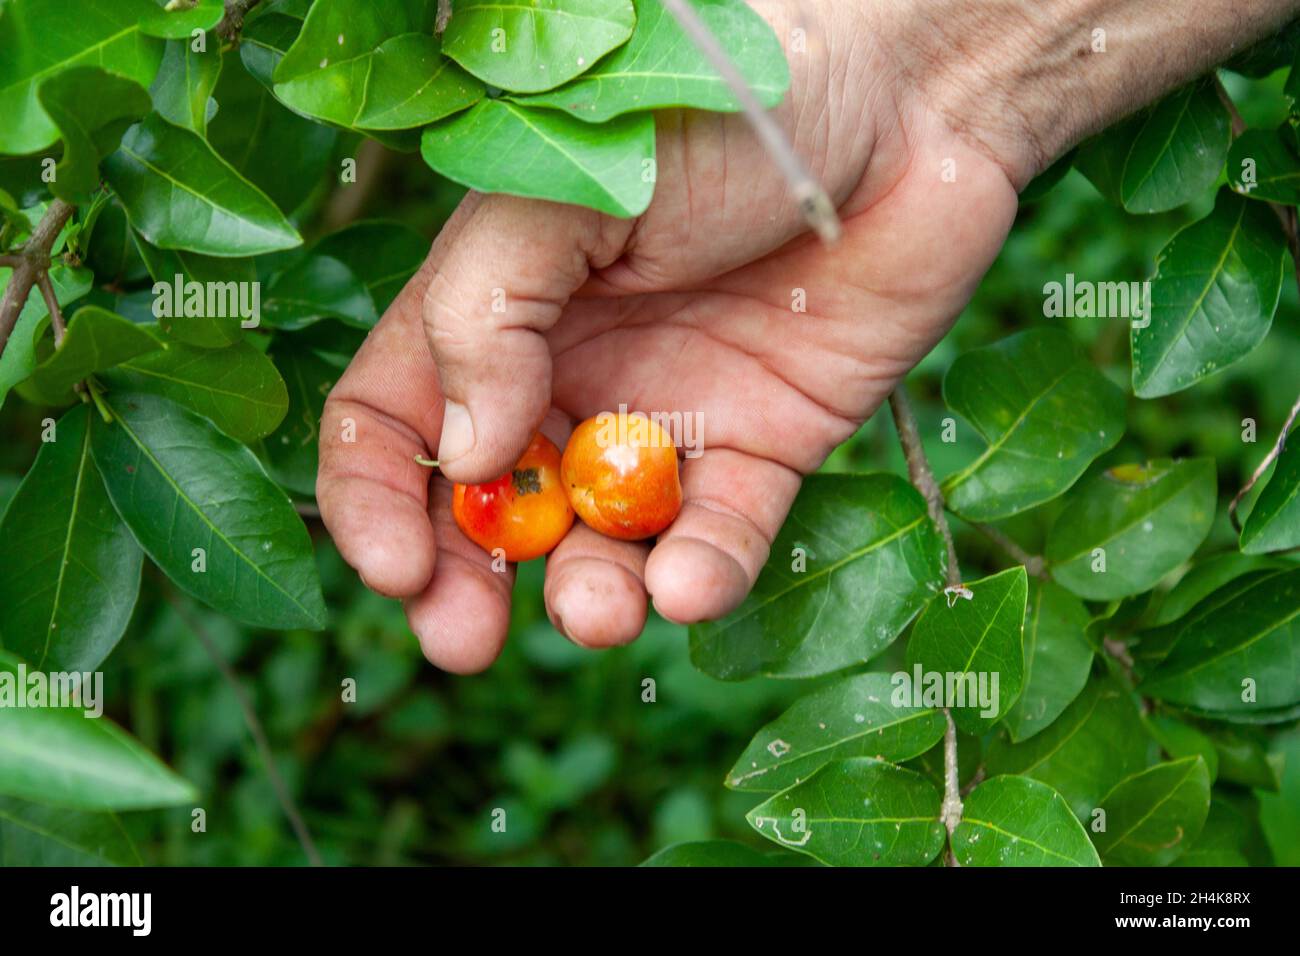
[{"x1": 317, "y1": 0, "x2": 1021, "y2": 672}]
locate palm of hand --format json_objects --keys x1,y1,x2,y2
[{"x1": 318, "y1": 4, "x2": 1019, "y2": 671}]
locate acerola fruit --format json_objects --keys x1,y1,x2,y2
[
  {"x1": 561, "y1": 412, "x2": 683, "y2": 541},
  {"x1": 452, "y1": 432, "x2": 574, "y2": 562}
]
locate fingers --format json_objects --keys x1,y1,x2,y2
[
  {"x1": 424, "y1": 194, "x2": 631, "y2": 484},
  {"x1": 646, "y1": 448, "x2": 802, "y2": 624},
  {"x1": 317, "y1": 257, "x2": 445, "y2": 598},
  {"x1": 544, "y1": 523, "x2": 649, "y2": 649},
  {"x1": 405, "y1": 479, "x2": 515, "y2": 674}
]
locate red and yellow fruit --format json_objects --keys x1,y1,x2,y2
[
  {"x1": 561, "y1": 412, "x2": 683, "y2": 541},
  {"x1": 451, "y1": 432, "x2": 574, "y2": 562}
]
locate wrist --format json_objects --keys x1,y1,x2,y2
[{"x1": 876, "y1": 0, "x2": 1300, "y2": 189}]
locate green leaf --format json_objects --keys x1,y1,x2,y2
[
  {"x1": 1175, "y1": 795, "x2": 1267, "y2": 867},
  {"x1": 689, "y1": 474, "x2": 946, "y2": 680},
  {"x1": 1046, "y1": 459, "x2": 1216, "y2": 601},
  {"x1": 516, "y1": 0, "x2": 788, "y2": 122},
  {"x1": 745, "y1": 759, "x2": 945, "y2": 867},
  {"x1": 1019, "y1": 149, "x2": 1076, "y2": 204},
  {"x1": 0, "y1": 264, "x2": 94, "y2": 410},
  {"x1": 1132, "y1": 189, "x2": 1286, "y2": 398},
  {"x1": 1142, "y1": 714, "x2": 1219, "y2": 782},
  {"x1": 0, "y1": 406, "x2": 143, "y2": 671},
  {"x1": 1259, "y1": 728, "x2": 1300, "y2": 864},
  {"x1": 421, "y1": 99, "x2": 655, "y2": 217},
  {"x1": 211, "y1": 38, "x2": 337, "y2": 215},
  {"x1": 138, "y1": 0, "x2": 224, "y2": 39},
  {"x1": 354, "y1": 34, "x2": 485, "y2": 130},
  {"x1": 640, "y1": 840, "x2": 774, "y2": 867},
  {"x1": 0, "y1": 651, "x2": 196, "y2": 810},
  {"x1": 443, "y1": 0, "x2": 636, "y2": 94},
  {"x1": 0, "y1": 0, "x2": 164, "y2": 155},
  {"x1": 106, "y1": 340, "x2": 289, "y2": 442},
  {"x1": 149, "y1": 40, "x2": 223, "y2": 135},
  {"x1": 90, "y1": 391, "x2": 326, "y2": 630},
  {"x1": 313, "y1": 220, "x2": 429, "y2": 312},
  {"x1": 1141, "y1": 567, "x2": 1300, "y2": 714},
  {"x1": 258, "y1": 343, "x2": 337, "y2": 495},
  {"x1": 1152, "y1": 552, "x2": 1284, "y2": 626},
  {"x1": 1208, "y1": 725, "x2": 1283, "y2": 790},
  {"x1": 1135, "y1": 568, "x2": 1281, "y2": 672},
  {"x1": 987, "y1": 677, "x2": 1153, "y2": 821},
  {"x1": 904, "y1": 567, "x2": 1028, "y2": 734},
  {"x1": 1003, "y1": 579, "x2": 1094, "y2": 742},
  {"x1": 103, "y1": 112, "x2": 302, "y2": 256},
  {"x1": 239, "y1": 10, "x2": 304, "y2": 89},
  {"x1": 132, "y1": 234, "x2": 254, "y2": 347},
  {"x1": 1076, "y1": 78, "x2": 1231, "y2": 214},
  {"x1": 726, "y1": 672, "x2": 945, "y2": 793},
  {"x1": 1240, "y1": 433, "x2": 1300, "y2": 553},
  {"x1": 1227, "y1": 127, "x2": 1300, "y2": 203},
  {"x1": 262, "y1": 254, "x2": 379, "y2": 330},
  {"x1": 24, "y1": 306, "x2": 161, "y2": 406},
  {"x1": 940, "y1": 329, "x2": 1126, "y2": 521},
  {"x1": 0, "y1": 798, "x2": 141, "y2": 866},
  {"x1": 953, "y1": 775, "x2": 1100, "y2": 866},
  {"x1": 36, "y1": 67, "x2": 151, "y2": 204},
  {"x1": 1092, "y1": 757, "x2": 1211, "y2": 866}
]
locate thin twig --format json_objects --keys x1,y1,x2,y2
[
  {"x1": 887, "y1": 385, "x2": 963, "y2": 865},
  {"x1": 294, "y1": 501, "x2": 322, "y2": 519},
  {"x1": 35, "y1": 270, "x2": 66, "y2": 347},
  {"x1": 0, "y1": 199, "x2": 74, "y2": 358},
  {"x1": 1230, "y1": 391, "x2": 1300, "y2": 533},
  {"x1": 167, "y1": 592, "x2": 325, "y2": 867},
  {"x1": 657, "y1": 0, "x2": 841, "y2": 243},
  {"x1": 971, "y1": 522, "x2": 1047, "y2": 578},
  {"x1": 1216, "y1": 76, "x2": 1299, "y2": 253},
  {"x1": 436, "y1": 0, "x2": 453, "y2": 34},
  {"x1": 215, "y1": 0, "x2": 263, "y2": 43}
]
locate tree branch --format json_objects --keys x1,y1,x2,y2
[
  {"x1": 0, "y1": 199, "x2": 74, "y2": 359},
  {"x1": 1230, "y1": 391, "x2": 1300, "y2": 534},
  {"x1": 167, "y1": 592, "x2": 324, "y2": 867},
  {"x1": 216, "y1": 0, "x2": 263, "y2": 43},
  {"x1": 971, "y1": 522, "x2": 1047, "y2": 578},
  {"x1": 888, "y1": 385, "x2": 963, "y2": 865}
]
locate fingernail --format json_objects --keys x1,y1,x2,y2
[{"x1": 438, "y1": 400, "x2": 475, "y2": 464}]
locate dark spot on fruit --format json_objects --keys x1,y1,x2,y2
[{"x1": 512, "y1": 467, "x2": 542, "y2": 496}]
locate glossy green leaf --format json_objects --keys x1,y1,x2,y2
[
  {"x1": 443, "y1": 0, "x2": 636, "y2": 94},
  {"x1": 239, "y1": 11, "x2": 304, "y2": 89},
  {"x1": 1259, "y1": 728, "x2": 1300, "y2": 865},
  {"x1": 954, "y1": 775, "x2": 1100, "y2": 866},
  {"x1": 0, "y1": 651, "x2": 196, "y2": 810},
  {"x1": 313, "y1": 220, "x2": 429, "y2": 312},
  {"x1": 0, "y1": 265, "x2": 94, "y2": 410},
  {"x1": 0, "y1": 406, "x2": 142, "y2": 671},
  {"x1": 0, "y1": 798, "x2": 141, "y2": 866},
  {"x1": 1152, "y1": 552, "x2": 1284, "y2": 627},
  {"x1": 104, "y1": 112, "x2": 302, "y2": 256},
  {"x1": 1003, "y1": 579, "x2": 1094, "y2": 742},
  {"x1": 1142, "y1": 714, "x2": 1220, "y2": 782},
  {"x1": 1227, "y1": 127, "x2": 1300, "y2": 203},
  {"x1": 1209, "y1": 725, "x2": 1283, "y2": 790},
  {"x1": 1176, "y1": 795, "x2": 1267, "y2": 867},
  {"x1": 262, "y1": 254, "x2": 379, "y2": 330},
  {"x1": 90, "y1": 391, "x2": 326, "y2": 630},
  {"x1": 133, "y1": 233, "x2": 254, "y2": 347},
  {"x1": 1141, "y1": 567, "x2": 1300, "y2": 714},
  {"x1": 1047, "y1": 459, "x2": 1216, "y2": 601},
  {"x1": 904, "y1": 567, "x2": 1027, "y2": 734},
  {"x1": 421, "y1": 99, "x2": 655, "y2": 217},
  {"x1": 640, "y1": 840, "x2": 774, "y2": 867},
  {"x1": 106, "y1": 340, "x2": 289, "y2": 442},
  {"x1": 139, "y1": 0, "x2": 224, "y2": 39},
  {"x1": 356, "y1": 34, "x2": 485, "y2": 130},
  {"x1": 746, "y1": 759, "x2": 945, "y2": 867},
  {"x1": 258, "y1": 343, "x2": 337, "y2": 495},
  {"x1": 1240, "y1": 433, "x2": 1300, "y2": 553},
  {"x1": 1076, "y1": 78, "x2": 1230, "y2": 214},
  {"x1": 1135, "y1": 568, "x2": 1281, "y2": 673},
  {"x1": 726, "y1": 673, "x2": 945, "y2": 793},
  {"x1": 940, "y1": 329, "x2": 1126, "y2": 520},
  {"x1": 1133, "y1": 190, "x2": 1286, "y2": 397},
  {"x1": 150, "y1": 40, "x2": 222, "y2": 135},
  {"x1": 1093, "y1": 757, "x2": 1210, "y2": 866},
  {"x1": 987, "y1": 677, "x2": 1153, "y2": 821},
  {"x1": 24, "y1": 306, "x2": 161, "y2": 406},
  {"x1": 0, "y1": 0, "x2": 163, "y2": 155},
  {"x1": 36, "y1": 67, "x2": 151, "y2": 204},
  {"x1": 690, "y1": 474, "x2": 946, "y2": 680},
  {"x1": 517, "y1": 0, "x2": 788, "y2": 122}
]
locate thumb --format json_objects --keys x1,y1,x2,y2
[{"x1": 425, "y1": 194, "x2": 631, "y2": 483}]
